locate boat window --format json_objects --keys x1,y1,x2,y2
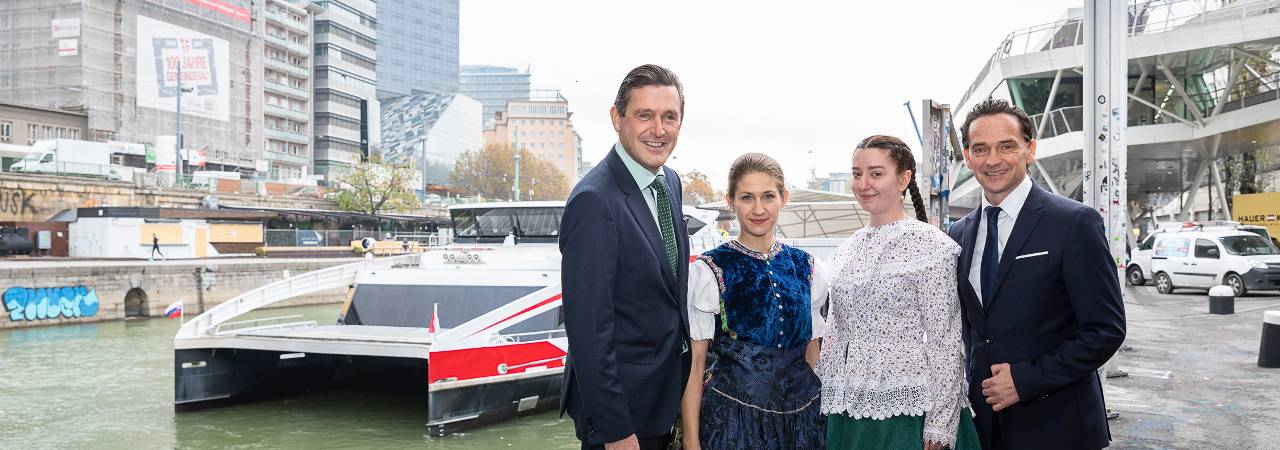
[
  {"x1": 470, "y1": 208, "x2": 515, "y2": 238},
  {"x1": 515, "y1": 207, "x2": 561, "y2": 238},
  {"x1": 451, "y1": 209, "x2": 478, "y2": 238},
  {"x1": 1219, "y1": 235, "x2": 1278, "y2": 256}
]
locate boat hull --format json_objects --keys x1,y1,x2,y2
[{"x1": 427, "y1": 368, "x2": 564, "y2": 437}]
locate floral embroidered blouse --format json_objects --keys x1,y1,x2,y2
[
  {"x1": 816, "y1": 218, "x2": 969, "y2": 448},
  {"x1": 687, "y1": 241, "x2": 830, "y2": 348}
]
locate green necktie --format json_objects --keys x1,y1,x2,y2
[{"x1": 650, "y1": 175, "x2": 678, "y2": 277}]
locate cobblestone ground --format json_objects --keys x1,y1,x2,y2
[{"x1": 1108, "y1": 284, "x2": 1280, "y2": 449}]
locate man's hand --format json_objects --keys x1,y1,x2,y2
[
  {"x1": 605, "y1": 434, "x2": 640, "y2": 450},
  {"x1": 981, "y1": 363, "x2": 1021, "y2": 412}
]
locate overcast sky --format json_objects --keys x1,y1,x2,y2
[{"x1": 459, "y1": 0, "x2": 1082, "y2": 191}]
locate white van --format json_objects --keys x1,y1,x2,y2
[
  {"x1": 1128, "y1": 221, "x2": 1273, "y2": 286},
  {"x1": 1146, "y1": 228, "x2": 1280, "y2": 296}
]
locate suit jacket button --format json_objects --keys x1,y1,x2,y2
[{"x1": 984, "y1": 337, "x2": 994, "y2": 344}]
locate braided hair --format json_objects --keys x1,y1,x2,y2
[{"x1": 854, "y1": 135, "x2": 928, "y2": 223}]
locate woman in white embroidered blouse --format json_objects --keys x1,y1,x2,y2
[{"x1": 818, "y1": 135, "x2": 979, "y2": 450}]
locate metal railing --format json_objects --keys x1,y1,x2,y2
[
  {"x1": 264, "y1": 104, "x2": 310, "y2": 123},
  {"x1": 4, "y1": 160, "x2": 126, "y2": 180},
  {"x1": 264, "y1": 81, "x2": 310, "y2": 100},
  {"x1": 265, "y1": 33, "x2": 310, "y2": 56},
  {"x1": 959, "y1": 0, "x2": 1280, "y2": 111},
  {"x1": 1030, "y1": 106, "x2": 1085, "y2": 139},
  {"x1": 265, "y1": 57, "x2": 310, "y2": 78},
  {"x1": 265, "y1": 150, "x2": 311, "y2": 166},
  {"x1": 264, "y1": 229, "x2": 449, "y2": 247},
  {"x1": 265, "y1": 229, "x2": 381, "y2": 247},
  {"x1": 175, "y1": 253, "x2": 419, "y2": 339},
  {"x1": 265, "y1": 127, "x2": 310, "y2": 144},
  {"x1": 265, "y1": 10, "x2": 310, "y2": 33},
  {"x1": 214, "y1": 314, "x2": 317, "y2": 335}
]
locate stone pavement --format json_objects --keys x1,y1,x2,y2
[{"x1": 1108, "y1": 285, "x2": 1280, "y2": 449}]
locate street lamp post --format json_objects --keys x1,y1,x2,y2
[
  {"x1": 513, "y1": 150, "x2": 521, "y2": 202},
  {"x1": 174, "y1": 62, "x2": 194, "y2": 186},
  {"x1": 512, "y1": 126, "x2": 521, "y2": 202},
  {"x1": 176, "y1": 62, "x2": 183, "y2": 185},
  {"x1": 420, "y1": 138, "x2": 427, "y2": 199}
]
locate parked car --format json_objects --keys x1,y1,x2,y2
[
  {"x1": 1145, "y1": 227, "x2": 1280, "y2": 296},
  {"x1": 1128, "y1": 221, "x2": 1274, "y2": 287}
]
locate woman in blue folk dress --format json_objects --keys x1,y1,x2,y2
[{"x1": 679, "y1": 153, "x2": 829, "y2": 450}]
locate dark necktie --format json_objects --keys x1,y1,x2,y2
[
  {"x1": 650, "y1": 175, "x2": 678, "y2": 277},
  {"x1": 982, "y1": 206, "x2": 1002, "y2": 305}
]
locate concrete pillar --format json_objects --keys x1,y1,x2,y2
[{"x1": 1084, "y1": 0, "x2": 1129, "y2": 389}]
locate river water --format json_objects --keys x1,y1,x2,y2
[{"x1": 0, "y1": 304, "x2": 579, "y2": 449}]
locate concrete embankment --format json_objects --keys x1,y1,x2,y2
[{"x1": 0, "y1": 257, "x2": 362, "y2": 329}]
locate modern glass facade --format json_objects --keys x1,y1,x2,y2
[
  {"x1": 459, "y1": 65, "x2": 531, "y2": 129},
  {"x1": 380, "y1": 93, "x2": 481, "y2": 188},
  {"x1": 312, "y1": 0, "x2": 379, "y2": 184},
  {"x1": 376, "y1": 0, "x2": 459, "y2": 100}
]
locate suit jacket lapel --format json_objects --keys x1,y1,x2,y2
[
  {"x1": 956, "y1": 210, "x2": 988, "y2": 326},
  {"x1": 985, "y1": 185, "x2": 1046, "y2": 313},
  {"x1": 605, "y1": 151, "x2": 677, "y2": 294}
]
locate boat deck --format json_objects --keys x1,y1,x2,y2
[{"x1": 175, "y1": 324, "x2": 438, "y2": 359}]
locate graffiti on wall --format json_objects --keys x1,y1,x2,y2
[
  {"x1": 0, "y1": 188, "x2": 40, "y2": 217},
  {"x1": 3, "y1": 286, "x2": 100, "y2": 321}
]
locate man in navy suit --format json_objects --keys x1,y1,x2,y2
[
  {"x1": 559, "y1": 64, "x2": 691, "y2": 450},
  {"x1": 948, "y1": 99, "x2": 1126, "y2": 450}
]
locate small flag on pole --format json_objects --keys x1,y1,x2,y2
[
  {"x1": 164, "y1": 301, "x2": 183, "y2": 319},
  {"x1": 428, "y1": 303, "x2": 440, "y2": 333}
]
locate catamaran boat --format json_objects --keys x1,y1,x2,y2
[{"x1": 173, "y1": 201, "x2": 723, "y2": 436}]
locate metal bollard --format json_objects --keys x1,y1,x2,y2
[
  {"x1": 1208, "y1": 285, "x2": 1234, "y2": 315},
  {"x1": 1261, "y1": 311, "x2": 1280, "y2": 368}
]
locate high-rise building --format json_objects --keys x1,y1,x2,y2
[
  {"x1": 380, "y1": 93, "x2": 481, "y2": 189},
  {"x1": 482, "y1": 90, "x2": 582, "y2": 187},
  {"x1": 459, "y1": 65, "x2": 530, "y2": 129},
  {"x1": 0, "y1": 0, "x2": 264, "y2": 173},
  {"x1": 310, "y1": 0, "x2": 379, "y2": 184},
  {"x1": 262, "y1": 0, "x2": 319, "y2": 181},
  {"x1": 376, "y1": 0, "x2": 459, "y2": 100}
]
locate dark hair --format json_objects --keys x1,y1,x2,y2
[
  {"x1": 961, "y1": 99, "x2": 1034, "y2": 148},
  {"x1": 854, "y1": 135, "x2": 928, "y2": 223},
  {"x1": 727, "y1": 153, "x2": 786, "y2": 197},
  {"x1": 613, "y1": 64, "x2": 685, "y2": 117}
]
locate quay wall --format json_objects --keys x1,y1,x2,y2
[{"x1": 0, "y1": 259, "x2": 359, "y2": 329}]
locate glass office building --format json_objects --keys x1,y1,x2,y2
[
  {"x1": 376, "y1": 0, "x2": 459, "y2": 100},
  {"x1": 459, "y1": 65, "x2": 531, "y2": 129}
]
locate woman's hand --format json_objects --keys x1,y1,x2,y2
[{"x1": 923, "y1": 440, "x2": 945, "y2": 450}]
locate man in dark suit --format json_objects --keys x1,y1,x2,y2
[
  {"x1": 947, "y1": 99, "x2": 1126, "y2": 450},
  {"x1": 559, "y1": 64, "x2": 691, "y2": 450}
]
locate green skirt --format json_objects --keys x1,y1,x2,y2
[{"x1": 826, "y1": 408, "x2": 981, "y2": 450}]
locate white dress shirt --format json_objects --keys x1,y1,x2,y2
[
  {"x1": 613, "y1": 142, "x2": 663, "y2": 230},
  {"x1": 968, "y1": 174, "x2": 1034, "y2": 304}
]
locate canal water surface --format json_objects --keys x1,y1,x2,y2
[{"x1": 0, "y1": 303, "x2": 579, "y2": 449}]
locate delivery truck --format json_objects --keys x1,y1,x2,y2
[{"x1": 9, "y1": 139, "x2": 123, "y2": 180}]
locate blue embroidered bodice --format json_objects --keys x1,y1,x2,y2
[{"x1": 697, "y1": 241, "x2": 814, "y2": 349}]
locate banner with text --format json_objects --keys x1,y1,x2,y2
[{"x1": 135, "y1": 15, "x2": 230, "y2": 121}]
